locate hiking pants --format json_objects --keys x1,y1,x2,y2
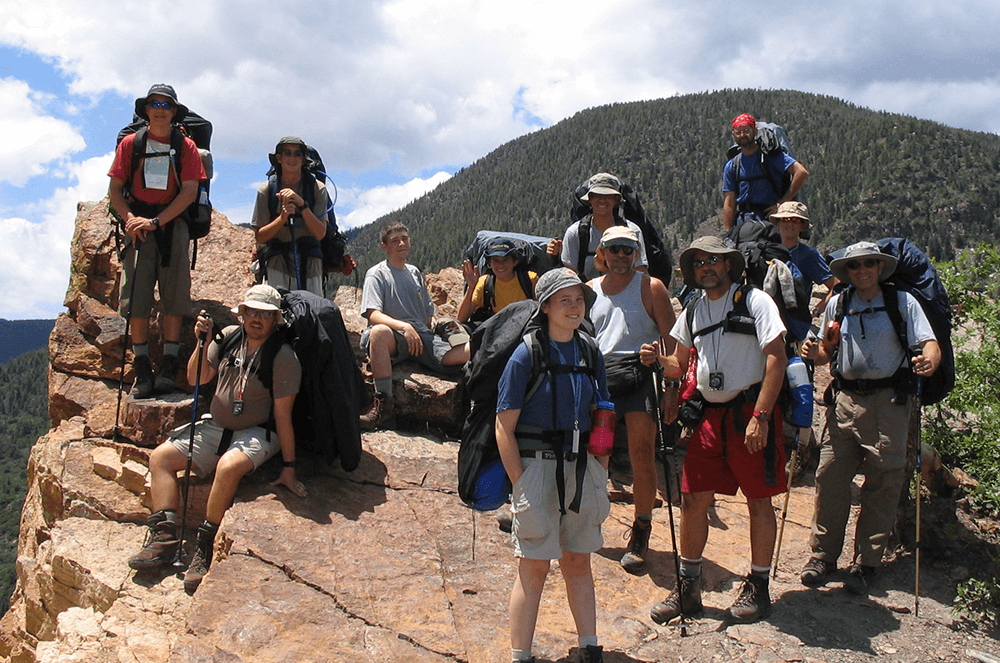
[{"x1": 809, "y1": 387, "x2": 912, "y2": 567}]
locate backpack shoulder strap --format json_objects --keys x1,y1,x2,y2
[
  {"x1": 577, "y1": 216, "x2": 591, "y2": 276},
  {"x1": 515, "y1": 269, "x2": 534, "y2": 301},
  {"x1": 266, "y1": 173, "x2": 280, "y2": 220},
  {"x1": 483, "y1": 274, "x2": 497, "y2": 312},
  {"x1": 169, "y1": 125, "x2": 185, "y2": 187},
  {"x1": 524, "y1": 329, "x2": 549, "y2": 403},
  {"x1": 881, "y1": 282, "x2": 910, "y2": 356},
  {"x1": 126, "y1": 127, "x2": 149, "y2": 192}
]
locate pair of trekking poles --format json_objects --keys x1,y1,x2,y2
[{"x1": 113, "y1": 242, "x2": 207, "y2": 570}]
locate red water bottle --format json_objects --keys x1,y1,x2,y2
[{"x1": 588, "y1": 401, "x2": 617, "y2": 456}]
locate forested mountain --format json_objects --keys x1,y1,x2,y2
[
  {"x1": 337, "y1": 89, "x2": 1000, "y2": 281},
  {"x1": 0, "y1": 320, "x2": 55, "y2": 364},
  {"x1": 0, "y1": 349, "x2": 49, "y2": 613}
]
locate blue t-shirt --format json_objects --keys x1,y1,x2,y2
[
  {"x1": 789, "y1": 242, "x2": 834, "y2": 286},
  {"x1": 723, "y1": 151, "x2": 798, "y2": 207},
  {"x1": 497, "y1": 335, "x2": 609, "y2": 432}
]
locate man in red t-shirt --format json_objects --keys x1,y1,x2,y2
[{"x1": 108, "y1": 84, "x2": 206, "y2": 398}]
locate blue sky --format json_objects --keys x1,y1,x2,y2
[{"x1": 2, "y1": 0, "x2": 999, "y2": 319}]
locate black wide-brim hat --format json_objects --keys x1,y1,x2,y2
[{"x1": 134, "y1": 84, "x2": 189, "y2": 122}]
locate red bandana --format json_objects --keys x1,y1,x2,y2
[{"x1": 732, "y1": 113, "x2": 756, "y2": 129}]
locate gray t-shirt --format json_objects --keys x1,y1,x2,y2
[
  {"x1": 560, "y1": 215, "x2": 648, "y2": 280},
  {"x1": 361, "y1": 260, "x2": 435, "y2": 335},
  {"x1": 821, "y1": 289, "x2": 936, "y2": 380}
]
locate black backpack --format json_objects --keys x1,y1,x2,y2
[
  {"x1": 216, "y1": 289, "x2": 363, "y2": 471},
  {"x1": 264, "y1": 145, "x2": 352, "y2": 278},
  {"x1": 724, "y1": 218, "x2": 812, "y2": 341},
  {"x1": 457, "y1": 300, "x2": 599, "y2": 511},
  {"x1": 826, "y1": 238, "x2": 954, "y2": 406},
  {"x1": 464, "y1": 231, "x2": 557, "y2": 326},
  {"x1": 726, "y1": 121, "x2": 797, "y2": 210},
  {"x1": 115, "y1": 112, "x2": 213, "y2": 267},
  {"x1": 570, "y1": 178, "x2": 674, "y2": 286}
]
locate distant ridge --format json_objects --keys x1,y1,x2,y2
[
  {"x1": 340, "y1": 88, "x2": 1000, "y2": 283},
  {"x1": 0, "y1": 319, "x2": 55, "y2": 364}
]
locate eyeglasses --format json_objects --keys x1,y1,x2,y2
[
  {"x1": 240, "y1": 307, "x2": 274, "y2": 319},
  {"x1": 147, "y1": 100, "x2": 175, "y2": 109},
  {"x1": 606, "y1": 245, "x2": 635, "y2": 256},
  {"x1": 846, "y1": 259, "x2": 879, "y2": 271},
  {"x1": 691, "y1": 255, "x2": 722, "y2": 269},
  {"x1": 279, "y1": 149, "x2": 304, "y2": 157}
]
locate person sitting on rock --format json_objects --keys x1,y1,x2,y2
[
  {"x1": 458, "y1": 237, "x2": 538, "y2": 327},
  {"x1": 128, "y1": 285, "x2": 307, "y2": 592},
  {"x1": 359, "y1": 222, "x2": 470, "y2": 430}
]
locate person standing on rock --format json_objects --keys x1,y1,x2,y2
[
  {"x1": 799, "y1": 241, "x2": 939, "y2": 596},
  {"x1": 108, "y1": 84, "x2": 207, "y2": 399},
  {"x1": 646, "y1": 235, "x2": 788, "y2": 625},
  {"x1": 251, "y1": 136, "x2": 329, "y2": 297},
  {"x1": 128, "y1": 285, "x2": 307, "y2": 592},
  {"x1": 587, "y1": 226, "x2": 677, "y2": 575},
  {"x1": 359, "y1": 222, "x2": 470, "y2": 429},
  {"x1": 496, "y1": 268, "x2": 611, "y2": 663}
]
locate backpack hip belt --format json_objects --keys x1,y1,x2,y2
[{"x1": 832, "y1": 367, "x2": 913, "y2": 396}]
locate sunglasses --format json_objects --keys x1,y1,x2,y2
[
  {"x1": 279, "y1": 149, "x2": 304, "y2": 157},
  {"x1": 846, "y1": 259, "x2": 880, "y2": 271},
  {"x1": 606, "y1": 245, "x2": 635, "y2": 256},
  {"x1": 691, "y1": 255, "x2": 722, "y2": 269},
  {"x1": 147, "y1": 100, "x2": 175, "y2": 109},
  {"x1": 240, "y1": 307, "x2": 275, "y2": 319}
]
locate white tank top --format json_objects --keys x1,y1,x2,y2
[{"x1": 590, "y1": 272, "x2": 660, "y2": 356}]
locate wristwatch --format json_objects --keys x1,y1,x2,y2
[
  {"x1": 664, "y1": 380, "x2": 681, "y2": 389},
  {"x1": 151, "y1": 217, "x2": 161, "y2": 229},
  {"x1": 283, "y1": 460, "x2": 296, "y2": 468},
  {"x1": 752, "y1": 409, "x2": 770, "y2": 421}
]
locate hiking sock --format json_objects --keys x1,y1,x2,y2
[
  {"x1": 161, "y1": 509, "x2": 177, "y2": 525},
  {"x1": 637, "y1": 513, "x2": 653, "y2": 524},
  {"x1": 133, "y1": 342, "x2": 150, "y2": 358},
  {"x1": 163, "y1": 341, "x2": 180, "y2": 358},
  {"x1": 750, "y1": 564, "x2": 771, "y2": 580},
  {"x1": 679, "y1": 557, "x2": 702, "y2": 579},
  {"x1": 578, "y1": 636, "x2": 598, "y2": 648},
  {"x1": 511, "y1": 647, "x2": 532, "y2": 662},
  {"x1": 200, "y1": 519, "x2": 220, "y2": 538},
  {"x1": 375, "y1": 377, "x2": 392, "y2": 397}
]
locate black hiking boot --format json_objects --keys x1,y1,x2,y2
[
  {"x1": 128, "y1": 511, "x2": 178, "y2": 570},
  {"x1": 845, "y1": 563, "x2": 878, "y2": 596},
  {"x1": 620, "y1": 519, "x2": 652, "y2": 574},
  {"x1": 728, "y1": 575, "x2": 772, "y2": 623},
  {"x1": 130, "y1": 355, "x2": 155, "y2": 399},
  {"x1": 360, "y1": 392, "x2": 395, "y2": 430},
  {"x1": 800, "y1": 557, "x2": 835, "y2": 587},
  {"x1": 183, "y1": 523, "x2": 216, "y2": 593},
  {"x1": 154, "y1": 354, "x2": 181, "y2": 394},
  {"x1": 564, "y1": 644, "x2": 603, "y2": 663},
  {"x1": 496, "y1": 507, "x2": 513, "y2": 533},
  {"x1": 650, "y1": 575, "x2": 703, "y2": 624}
]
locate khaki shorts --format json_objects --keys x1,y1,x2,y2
[
  {"x1": 168, "y1": 415, "x2": 280, "y2": 477},
  {"x1": 119, "y1": 220, "x2": 192, "y2": 317}
]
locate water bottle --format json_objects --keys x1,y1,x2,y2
[
  {"x1": 785, "y1": 355, "x2": 813, "y2": 428},
  {"x1": 588, "y1": 401, "x2": 617, "y2": 456}
]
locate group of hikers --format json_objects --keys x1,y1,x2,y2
[{"x1": 109, "y1": 84, "x2": 943, "y2": 663}]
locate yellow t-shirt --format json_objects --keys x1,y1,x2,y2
[{"x1": 472, "y1": 271, "x2": 538, "y2": 312}]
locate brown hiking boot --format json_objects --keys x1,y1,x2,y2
[
  {"x1": 800, "y1": 557, "x2": 835, "y2": 587},
  {"x1": 564, "y1": 644, "x2": 603, "y2": 663},
  {"x1": 360, "y1": 393, "x2": 395, "y2": 430},
  {"x1": 154, "y1": 354, "x2": 181, "y2": 394},
  {"x1": 183, "y1": 524, "x2": 216, "y2": 593},
  {"x1": 128, "y1": 511, "x2": 178, "y2": 570},
  {"x1": 130, "y1": 355, "x2": 155, "y2": 399},
  {"x1": 728, "y1": 575, "x2": 772, "y2": 623},
  {"x1": 620, "y1": 519, "x2": 652, "y2": 574},
  {"x1": 650, "y1": 575, "x2": 703, "y2": 624}
]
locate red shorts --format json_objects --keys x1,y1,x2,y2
[{"x1": 682, "y1": 401, "x2": 787, "y2": 499}]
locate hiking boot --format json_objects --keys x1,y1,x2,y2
[
  {"x1": 564, "y1": 644, "x2": 603, "y2": 663},
  {"x1": 728, "y1": 575, "x2": 772, "y2": 623},
  {"x1": 128, "y1": 511, "x2": 178, "y2": 570},
  {"x1": 496, "y1": 507, "x2": 513, "y2": 533},
  {"x1": 620, "y1": 519, "x2": 652, "y2": 574},
  {"x1": 360, "y1": 393, "x2": 395, "y2": 430},
  {"x1": 130, "y1": 355, "x2": 155, "y2": 399},
  {"x1": 800, "y1": 557, "x2": 835, "y2": 587},
  {"x1": 183, "y1": 524, "x2": 216, "y2": 593},
  {"x1": 845, "y1": 563, "x2": 877, "y2": 596},
  {"x1": 650, "y1": 575, "x2": 703, "y2": 624},
  {"x1": 154, "y1": 354, "x2": 181, "y2": 394}
]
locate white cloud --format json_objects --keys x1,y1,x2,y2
[
  {"x1": 0, "y1": 152, "x2": 111, "y2": 319},
  {"x1": 0, "y1": 78, "x2": 86, "y2": 186},
  {"x1": 340, "y1": 172, "x2": 452, "y2": 229}
]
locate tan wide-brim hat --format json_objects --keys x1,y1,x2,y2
[
  {"x1": 829, "y1": 241, "x2": 897, "y2": 283},
  {"x1": 678, "y1": 235, "x2": 745, "y2": 288},
  {"x1": 769, "y1": 201, "x2": 811, "y2": 228}
]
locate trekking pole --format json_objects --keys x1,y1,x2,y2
[
  {"x1": 914, "y1": 376, "x2": 924, "y2": 617},
  {"x1": 652, "y1": 362, "x2": 687, "y2": 637},
  {"x1": 173, "y1": 316, "x2": 209, "y2": 569},
  {"x1": 772, "y1": 428, "x2": 799, "y2": 578},
  {"x1": 113, "y1": 242, "x2": 141, "y2": 441}
]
